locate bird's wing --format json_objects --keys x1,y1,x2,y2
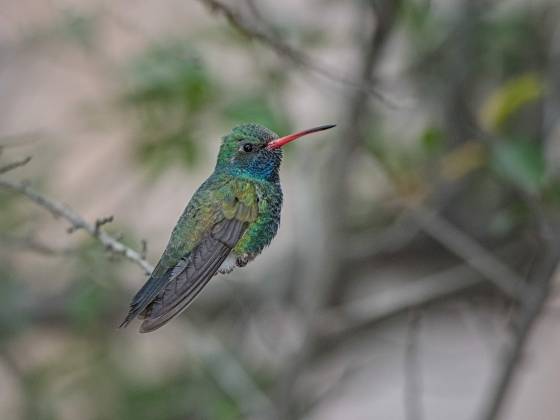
[{"x1": 120, "y1": 179, "x2": 259, "y2": 332}]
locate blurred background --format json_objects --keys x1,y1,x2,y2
[{"x1": 1, "y1": 0, "x2": 560, "y2": 419}]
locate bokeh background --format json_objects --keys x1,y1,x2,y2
[{"x1": 1, "y1": 0, "x2": 560, "y2": 419}]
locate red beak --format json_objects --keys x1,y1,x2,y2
[{"x1": 266, "y1": 124, "x2": 336, "y2": 150}]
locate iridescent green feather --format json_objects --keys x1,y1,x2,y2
[{"x1": 234, "y1": 180, "x2": 282, "y2": 257}]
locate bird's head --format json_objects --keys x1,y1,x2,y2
[{"x1": 216, "y1": 123, "x2": 335, "y2": 181}]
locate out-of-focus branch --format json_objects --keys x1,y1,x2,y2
[
  {"x1": 404, "y1": 310, "x2": 424, "y2": 420},
  {"x1": 319, "y1": 260, "x2": 483, "y2": 339},
  {"x1": 0, "y1": 178, "x2": 153, "y2": 274},
  {"x1": 197, "y1": 0, "x2": 302, "y2": 60},
  {"x1": 408, "y1": 205, "x2": 528, "y2": 299},
  {"x1": 195, "y1": 0, "x2": 398, "y2": 106},
  {"x1": 323, "y1": 0, "x2": 401, "y2": 305},
  {"x1": 0, "y1": 156, "x2": 32, "y2": 175},
  {"x1": 368, "y1": 169, "x2": 527, "y2": 299},
  {"x1": 188, "y1": 333, "x2": 275, "y2": 417},
  {"x1": 0, "y1": 349, "x2": 33, "y2": 420},
  {"x1": 273, "y1": 2, "x2": 402, "y2": 417},
  {"x1": 319, "y1": 241, "x2": 524, "y2": 343},
  {"x1": 0, "y1": 234, "x2": 75, "y2": 256},
  {"x1": 480, "y1": 215, "x2": 560, "y2": 420},
  {"x1": 341, "y1": 213, "x2": 420, "y2": 262}
]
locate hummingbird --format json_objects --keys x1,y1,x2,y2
[{"x1": 120, "y1": 123, "x2": 335, "y2": 332}]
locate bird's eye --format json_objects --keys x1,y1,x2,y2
[{"x1": 242, "y1": 143, "x2": 254, "y2": 153}]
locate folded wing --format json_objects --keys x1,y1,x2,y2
[{"x1": 138, "y1": 216, "x2": 247, "y2": 332}]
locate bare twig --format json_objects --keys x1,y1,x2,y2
[
  {"x1": 0, "y1": 156, "x2": 32, "y2": 175},
  {"x1": 408, "y1": 205, "x2": 528, "y2": 299},
  {"x1": 94, "y1": 215, "x2": 114, "y2": 234},
  {"x1": 140, "y1": 239, "x2": 148, "y2": 260},
  {"x1": 341, "y1": 212, "x2": 420, "y2": 262},
  {"x1": 404, "y1": 310, "x2": 424, "y2": 420},
  {"x1": 319, "y1": 260, "x2": 483, "y2": 339},
  {"x1": 0, "y1": 179, "x2": 153, "y2": 274},
  {"x1": 479, "y1": 222, "x2": 560, "y2": 420},
  {"x1": 244, "y1": 0, "x2": 266, "y2": 23},
  {"x1": 319, "y1": 241, "x2": 524, "y2": 341},
  {"x1": 196, "y1": 0, "x2": 399, "y2": 107},
  {"x1": 189, "y1": 333, "x2": 275, "y2": 418}
]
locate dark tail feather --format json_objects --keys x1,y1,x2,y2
[
  {"x1": 138, "y1": 219, "x2": 246, "y2": 332},
  {"x1": 138, "y1": 272, "x2": 215, "y2": 333},
  {"x1": 119, "y1": 271, "x2": 171, "y2": 328}
]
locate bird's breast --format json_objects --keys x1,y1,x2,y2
[{"x1": 228, "y1": 181, "x2": 282, "y2": 270}]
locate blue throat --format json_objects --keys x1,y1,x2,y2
[
  {"x1": 225, "y1": 160, "x2": 280, "y2": 182},
  {"x1": 220, "y1": 151, "x2": 282, "y2": 182}
]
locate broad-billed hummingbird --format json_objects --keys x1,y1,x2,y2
[{"x1": 121, "y1": 123, "x2": 335, "y2": 332}]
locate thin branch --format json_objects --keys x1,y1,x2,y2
[
  {"x1": 318, "y1": 260, "x2": 483, "y2": 339},
  {"x1": 196, "y1": 0, "x2": 400, "y2": 107},
  {"x1": 404, "y1": 309, "x2": 424, "y2": 420},
  {"x1": 244, "y1": 0, "x2": 266, "y2": 23},
  {"x1": 0, "y1": 179, "x2": 153, "y2": 274},
  {"x1": 408, "y1": 205, "x2": 528, "y2": 299},
  {"x1": 190, "y1": 333, "x2": 275, "y2": 418},
  {"x1": 479, "y1": 225, "x2": 560, "y2": 420},
  {"x1": 318, "y1": 241, "x2": 524, "y2": 341},
  {"x1": 0, "y1": 156, "x2": 32, "y2": 175},
  {"x1": 94, "y1": 215, "x2": 114, "y2": 234},
  {"x1": 140, "y1": 239, "x2": 148, "y2": 260},
  {"x1": 341, "y1": 213, "x2": 420, "y2": 262}
]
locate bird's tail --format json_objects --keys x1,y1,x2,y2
[{"x1": 119, "y1": 272, "x2": 171, "y2": 328}]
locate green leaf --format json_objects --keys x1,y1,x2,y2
[
  {"x1": 57, "y1": 9, "x2": 97, "y2": 49},
  {"x1": 22, "y1": 8, "x2": 98, "y2": 50},
  {"x1": 480, "y1": 73, "x2": 544, "y2": 132},
  {"x1": 399, "y1": 0, "x2": 434, "y2": 31},
  {"x1": 136, "y1": 129, "x2": 199, "y2": 174},
  {"x1": 122, "y1": 41, "x2": 216, "y2": 172},
  {"x1": 420, "y1": 126, "x2": 444, "y2": 154},
  {"x1": 124, "y1": 42, "x2": 214, "y2": 112},
  {"x1": 492, "y1": 139, "x2": 545, "y2": 194},
  {"x1": 65, "y1": 283, "x2": 106, "y2": 328},
  {"x1": 542, "y1": 181, "x2": 560, "y2": 207}
]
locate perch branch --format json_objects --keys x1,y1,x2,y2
[{"x1": 0, "y1": 178, "x2": 153, "y2": 274}]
